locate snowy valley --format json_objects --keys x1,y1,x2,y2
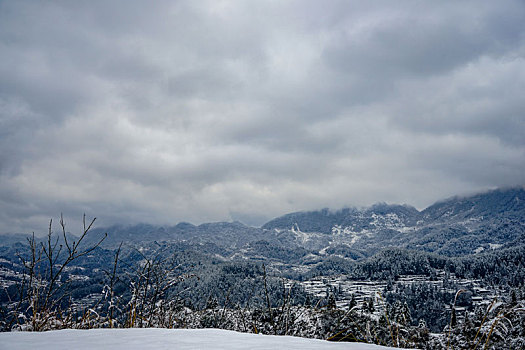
[{"x1": 1, "y1": 188, "x2": 524, "y2": 349}]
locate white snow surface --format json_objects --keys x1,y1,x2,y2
[{"x1": 0, "y1": 328, "x2": 401, "y2": 350}]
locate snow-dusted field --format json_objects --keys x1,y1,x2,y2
[{"x1": 0, "y1": 328, "x2": 400, "y2": 350}]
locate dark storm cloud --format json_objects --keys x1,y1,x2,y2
[{"x1": 1, "y1": 0, "x2": 524, "y2": 234}]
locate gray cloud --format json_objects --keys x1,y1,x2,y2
[{"x1": 1, "y1": 0, "x2": 524, "y2": 234}]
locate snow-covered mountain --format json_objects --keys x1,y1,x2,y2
[
  {"x1": 262, "y1": 187, "x2": 525, "y2": 257},
  {"x1": 2, "y1": 187, "x2": 523, "y2": 259}
]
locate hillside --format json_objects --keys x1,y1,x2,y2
[{"x1": 262, "y1": 187, "x2": 525, "y2": 257}]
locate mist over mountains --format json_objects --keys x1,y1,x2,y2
[{"x1": 4, "y1": 187, "x2": 521, "y2": 261}]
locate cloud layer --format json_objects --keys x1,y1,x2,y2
[{"x1": 1, "y1": 0, "x2": 524, "y2": 233}]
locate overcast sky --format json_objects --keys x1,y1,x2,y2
[{"x1": 1, "y1": 0, "x2": 524, "y2": 234}]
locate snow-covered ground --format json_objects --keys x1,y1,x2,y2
[{"x1": 0, "y1": 328, "x2": 400, "y2": 350}]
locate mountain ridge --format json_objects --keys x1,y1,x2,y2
[{"x1": 1, "y1": 187, "x2": 523, "y2": 258}]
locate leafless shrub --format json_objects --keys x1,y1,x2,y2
[{"x1": 4, "y1": 215, "x2": 106, "y2": 331}]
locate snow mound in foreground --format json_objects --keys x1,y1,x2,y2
[{"x1": 0, "y1": 328, "x2": 400, "y2": 350}]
